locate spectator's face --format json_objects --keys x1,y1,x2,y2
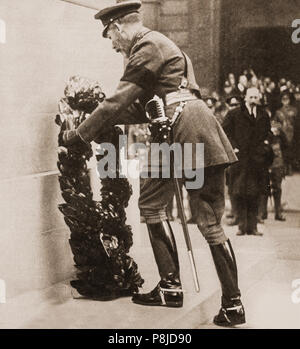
[
  {"x1": 269, "y1": 82, "x2": 276, "y2": 91},
  {"x1": 281, "y1": 95, "x2": 290, "y2": 106},
  {"x1": 295, "y1": 92, "x2": 300, "y2": 101},
  {"x1": 228, "y1": 74, "x2": 235, "y2": 86},
  {"x1": 245, "y1": 88, "x2": 260, "y2": 107},
  {"x1": 224, "y1": 86, "x2": 232, "y2": 94},
  {"x1": 250, "y1": 76, "x2": 258, "y2": 87},
  {"x1": 239, "y1": 75, "x2": 248, "y2": 87}
]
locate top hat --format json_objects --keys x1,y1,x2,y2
[{"x1": 95, "y1": 0, "x2": 142, "y2": 37}]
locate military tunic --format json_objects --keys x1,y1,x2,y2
[
  {"x1": 77, "y1": 27, "x2": 237, "y2": 244},
  {"x1": 78, "y1": 27, "x2": 236, "y2": 169}
]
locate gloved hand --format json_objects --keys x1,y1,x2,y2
[{"x1": 58, "y1": 129, "x2": 87, "y2": 147}]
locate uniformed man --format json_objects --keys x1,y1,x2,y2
[
  {"x1": 274, "y1": 91, "x2": 298, "y2": 175},
  {"x1": 59, "y1": 0, "x2": 245, "y2": 327}
]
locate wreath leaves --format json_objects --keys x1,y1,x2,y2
[{"x1": 56, "y1": 76, "x2": 144, "y2": 300}]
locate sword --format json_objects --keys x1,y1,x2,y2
[
  {"x1": 145, "y1": 97, "x2": 200, "y2": 293},
  {"x1": 170, "y1": 129, "x2": 200, "y2": 293}
]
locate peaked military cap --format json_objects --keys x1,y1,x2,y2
[{"x1": 95, "y1": 0, "x2": 142, "y2": 38}]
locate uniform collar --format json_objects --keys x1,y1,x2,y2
[{"x1": 129, "y1": 26, "x2": 152, "y2": 54}]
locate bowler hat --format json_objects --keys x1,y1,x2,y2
[
  {"x1": 226, "y1": 96, "x2": 240, "y2": 107},
  {"x1": 95, "y1": 0, "x2": 142, "y2": 37},
  {"x1": 204, "y1": 97, "x2": 217, "y2": 108}
]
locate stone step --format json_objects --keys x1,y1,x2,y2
[{"x1": 0, "y1": 222, "x2": 276, "y2": 329}]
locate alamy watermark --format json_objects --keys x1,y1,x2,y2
[
  {"x1": 96, "y1": 135, "x2": 205, "y2": 190},
  {"x1": 291, "y1": 279, "x2": 300, "y2": 304},
  {"x1": 0, "y1": 279, "x2": 6, "y2": 303},
  {"x1": 291, "y1": 19, "x2": 300, "y2": 44}
]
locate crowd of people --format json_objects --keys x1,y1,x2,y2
[
  {"x1": 127, "y1": 68, "x2": 300, "y2": 236},
  {"x1": 203, "y1": 69, "x2": 300, "y2": 235}
]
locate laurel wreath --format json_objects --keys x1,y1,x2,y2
[{"x1": 55, "y1": 76, "x2": 144, "y2": 299}]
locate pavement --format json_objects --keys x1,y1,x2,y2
[{"x1": 0, "y1": 175, "x2": 300, "y2": 329}]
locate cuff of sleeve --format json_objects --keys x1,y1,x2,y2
[{"x1": 76, "y1": 129, "x2": 90, "y2": 145}]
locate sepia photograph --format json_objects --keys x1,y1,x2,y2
[{"x1": 0, "y1": 0, "x2": 300, "y2": 334}]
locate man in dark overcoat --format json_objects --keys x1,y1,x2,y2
[
  {"x1": 59, "y1": 0, "x2": 245, "y2": 326},
  {"x1": 223, "y1": 87, "x2": 273, "y2": 236}
]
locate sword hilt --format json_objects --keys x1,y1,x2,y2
[{"x1": 145, "y1": 96, "x2": 171, "y2": 142}]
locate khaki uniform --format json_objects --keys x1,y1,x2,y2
[{"x1": 77, "y1": 27, "x2": 237, "y2": 244}]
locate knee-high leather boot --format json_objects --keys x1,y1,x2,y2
[
  {"x1": 132, "y1": 221, "x2": 183, "y2": 307},
  {"x1": 210, "y1": 239, "x2": 246, "y2": 326}
]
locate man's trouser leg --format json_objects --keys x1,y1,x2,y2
[
  {"x1": 166, "y1": 196, "x2": 175, "y2": 220},
  {"x1": 258, "y1": 194, "x2": 268, "y2": 220},
  {"x1": 235, "y1": 195, "x2": 247, "y2": 234},
  {"x1": 187, "y1": 166, "x2": 245, "y2": 326},
  {"x1": 271, "y1": 169, "x2": 285, "y2": 220},
  {"x1": 133, "y1": 178, "x2": 183, "y2": 307},
  {"x1": 258, "y1": 169, "x2": 270, "y2": 220},
  {"x1": 230, "y1": 194, "x2": 239, "y2": 221},
  {"x1": 226, "y1": 167, "x2": 235, "y2": 219},
  {"x1": 273, "y1": 189, "x2": 282, "y2": 217},
  {"x1": 247, "y1": 195, "x2": 259, "y2": 233}
]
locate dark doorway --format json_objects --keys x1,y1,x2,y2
[
  {"x1": 235, "y1": 27, "x2": 300, "y2": 82},
  {"x1": 219, "y1": 0, "x2": 300, "y2": 88}
]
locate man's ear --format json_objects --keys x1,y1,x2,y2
[{"x1": 114, "y1": 22, "x2": 122, "y2": 33}]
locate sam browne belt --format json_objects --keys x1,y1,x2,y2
[{"x1": 164, "y1": 89, "x2": 199, "y2": 106}]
